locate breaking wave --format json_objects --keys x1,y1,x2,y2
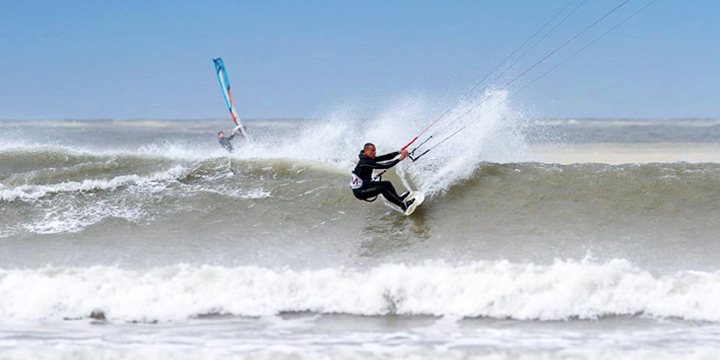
[{"x1": 1, "y1": 259, "x2": 719, "y2": 322}]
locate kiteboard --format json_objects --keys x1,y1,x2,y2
[
  {"x1": 403, "y1": 191, "x2": 424, "y2": 216},
  {"x1": 380, "y1": 190, "x2": 424, "y2": 216}
]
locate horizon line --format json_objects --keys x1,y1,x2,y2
[{"x1": 3, "y1": 116, "x2": 720, "y2": 122}]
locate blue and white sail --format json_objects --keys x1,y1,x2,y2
[{"x1": 213, "y1": 57, "x2": 248, "y2": 138}]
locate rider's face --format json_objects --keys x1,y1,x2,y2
[{"x1": 364, "y1": 146, "x2": 376, "y2": 158}]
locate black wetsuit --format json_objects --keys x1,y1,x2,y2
[
  {"x1": 352, "y1": 150, "x2": 408, "y2": 209},
  {"x1": 218, "y1": 134, "x2": 236, "y2": 152}
]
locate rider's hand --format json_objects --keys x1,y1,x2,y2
[{"x1": 399, "y1": 150, "x2": 409, "y2": 160}]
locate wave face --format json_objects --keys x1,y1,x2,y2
[
  {"x1": 2, "y1": 144, "x2": 720, "y2": 270},
  {"x1": 1, "y1": 259, "x2": 719, "y2": 322}
]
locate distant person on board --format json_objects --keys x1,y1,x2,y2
[
  {"x1": 350, "y1": 143, "x2": 413, "y2": 210},
  {"x1": 217, "y1": 127, "x2": 243, "y2": 152}
]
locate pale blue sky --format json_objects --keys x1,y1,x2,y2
[{"x1": 1, "y1": 0, "x2": 718, "y2": 119}]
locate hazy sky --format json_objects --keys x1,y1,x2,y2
[{"x1": 1, "y1": 0, "x2": 718, "y2": 119}]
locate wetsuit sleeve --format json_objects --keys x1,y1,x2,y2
[
  {"x1": 228, "y1": 134, "x2": 235, "y2": 141},
  {"x1": 357, "y1": 159, "x2": 400, "y2": 171},
  {"x1": 374, "y1": 152, "x2": 399, "y2": 162}
]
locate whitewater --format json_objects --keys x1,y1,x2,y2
[{"x1": 3, "y1": 98, "x2": 720, "y2": 359}]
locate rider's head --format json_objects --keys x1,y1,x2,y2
[
  {"x1": 218, "y1": 131, "x2": 225, "y2": 138},
  {"x1": 363, "y1": 143, "x2": 376, "y2": 158}
]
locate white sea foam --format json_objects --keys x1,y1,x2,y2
[
  {"x1": 0, "y1": 165, "x2": 188, "y2": 202},
  {"x1": 0, "y1": 346, "x2": 718, "y2": 360},
  {"x1": 22, "y1": 201, "x2": 147, "y2": 235},
  {"x1": 232, "y1": 188, "x2": 271, "y2": 199},
  {"x1": 1, "y1": 259, "x2": 719, "y2": 322},
  {"x1": 187, "y1": 184, "x2": 272, "y2": 200}
]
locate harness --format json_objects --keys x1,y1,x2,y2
[{"x1": 349, "y1": 170, "x2": 382, "y2": 202}]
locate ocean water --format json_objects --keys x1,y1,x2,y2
[{"x1": 3, "y1": 104, "x2": 720, "y2": 358}]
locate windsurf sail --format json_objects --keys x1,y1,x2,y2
[{"x1": 213, "y1": 57, "x2": 248, "y2": 138}]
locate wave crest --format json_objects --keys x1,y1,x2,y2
[{"x1": 2, "y1": 259, "x2": 719, "y2": 322}]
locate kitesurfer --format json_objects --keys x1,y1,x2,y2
[{"x1": 351, "y1": 143, "x2": 414, "y2": 210}]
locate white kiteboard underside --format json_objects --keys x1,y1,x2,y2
[
  {"x1": 403, "y1": 191, "x2": 424, "y2": 216},
  {"x1": 382, "y1": 190, "x2": 425, "y2": 216}
]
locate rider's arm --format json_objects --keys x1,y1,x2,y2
[
  {"x1": 374, "y1": 151, "x2": 399, "y2": 162},
  {"x1": 360, "y1": 159, "x2": 400, "y2": 170}
]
